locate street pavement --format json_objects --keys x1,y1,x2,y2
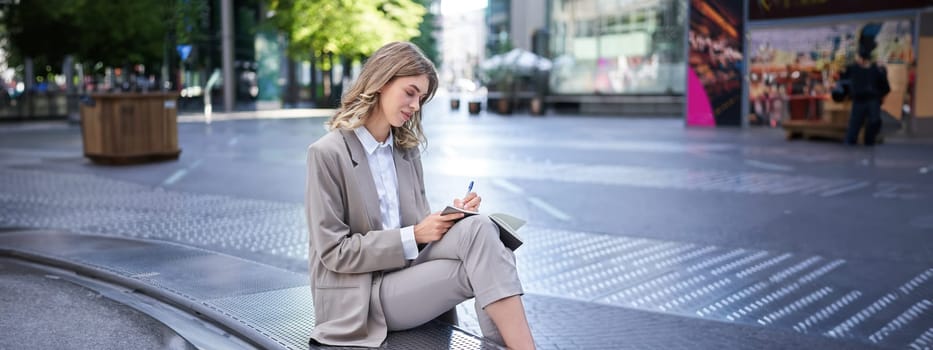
[{"x1": 1, "y1": 94, "x2": 932, "y2": 349}]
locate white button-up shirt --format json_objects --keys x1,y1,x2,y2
[{"x1": 354, "y1": 127, "x2": 419, "y2": 260}]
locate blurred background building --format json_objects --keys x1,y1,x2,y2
[
  {"x1": 1, "y1": 0, "x2": 932, "y2": 129},
  {"x1": 175, "y1": 0, "x2": 264, "y2": 111},
  {"x1": 439, "y1": 0, "x2": 487, "y2": 96},
  {"x1": 474, "y1": 0, "x2": 686, "y2": 115},
  {"x1": 545, "y1": 0, "x2": 686, "y2": 115},
  {"x1": 743, "y1": 0, "x2": 933, "y2": 135}
]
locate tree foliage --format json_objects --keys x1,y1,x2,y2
[
  {"x1": 268, "y1": 0, "x2": 426, "y2": 60},
  {"x1": 73, "y1": 1, "x2": 171, "y2": 67},
  {"x1": 410, "y1": 0, "x2": 439, "y2": 66},
  {"x1": 2, "y1": 0, "x2": 81, "y2": 68},
  {"x1": 2, "y1": 0, "x2": 206, "y2": 71}
]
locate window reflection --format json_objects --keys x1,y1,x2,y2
[{"x1": 549, "y1": 0, "x2": 686, "y2": 95}]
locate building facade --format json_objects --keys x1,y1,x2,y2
[
  {"x1": 545, "y1": 0, "x2": 686, "y2": 114},
  {"x1": 176, "y1": 0, "x2": 264, "y2": 112},
  {"x1": 440, "y1": 2, "x2": 487, "y2": 90},
  {"x1": 745, "y1": 1, "x2": 933, "y2": 134},
  {"x1": 548, "y1": 0, "x2": 685, "y2": 94},
  {"x1": 516, "y1": 0, "x2": 931, "y2": 121}
]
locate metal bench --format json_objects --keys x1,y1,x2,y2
[{"x1": 0, "y1": 230, "x2": 501, "y2": 350}]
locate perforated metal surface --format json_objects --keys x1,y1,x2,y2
[
  {"x1": 516, "y1": 228, "x2": 933, "y2": 348},
  {"x1": 0, "y1": 231, "x2": 498, "y2": 350},
  {"x1": 210, "y1": 287, "x2": 502, "y2": 350},
  {"x1": 381, "y1": 322, "x2": 504, "y2": 350},
  {"x1": 0, "y1": 169, "x2": 310, "y2": 261},
  {"x1": 3, "y1": 168, "x2": 933, "y2": 349},
  {"x1": 208, "y1": 287, "x2": 317, "y2": 350},
  {"x1": 67, "y1": 244, "x2": 209, "y2": 276},
  {"x1": 136, "y1": 254, "x2": 308, "y2": 300},
  {"x1": 516, "y1": 293, "x2": 877, "y2": 350},
  {"x1": 424, "y1": 157, "x2": 909, "y2": 198}
]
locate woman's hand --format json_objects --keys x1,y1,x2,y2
[
  {"x1": 453, "y1": 192, "x2": 481, "y2": 212},
  {"x1": 414, "y1": 211, "x2": 464, "y2": 244}
]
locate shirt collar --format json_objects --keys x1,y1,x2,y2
[{"x1": 354, "y1": 126, "x2": 394, "y2": 155}]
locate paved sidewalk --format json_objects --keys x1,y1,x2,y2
[
  {"x1": 0, "y1": 259, "x2": 197, "y2": 350},
  {"x1": 177, "y1": 108, "x2": 337, "y2": 124},
  {"x1": 0, "y1": 168, "x2": 895, "y2": 349},
  {"x1": 2, "y1": 107, "x2": 932, "y2": 349}
]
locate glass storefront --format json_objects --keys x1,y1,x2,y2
[
  {"x1": 748, "y1": 19, "x2": 915, "y2": 126},
  {"x1": 548, "y1": 0, "x2": 686, "y2": 95}
]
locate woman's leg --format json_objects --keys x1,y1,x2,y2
[
  {"x1": 422, "y1": 215, "x2": 533, "y2": 349},
  {"x1": 381, "y1": 259, "x2": 507, "y2": 343},
  {"x1": 384, "y1": 215, "x2": 534, "y2": 348},
  {"x1": 485, "y1": 295, "x2": 535, "y2": 350},
  {"x1": 380, "y1": 259, "x2": 472, "y2": 331}
]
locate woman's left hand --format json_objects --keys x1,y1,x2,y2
[{"x1": 454, "y1": 192, "x2": 481, "y2": 212}]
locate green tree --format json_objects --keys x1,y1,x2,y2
[
  {"x1": 74, "y1": 1, "x2": 171, "y2": 68},
  {"x1": 268, "y1": 0, "x2": 426, "y2": 60},
  {"x1": 268, "y1": 0, "x2": 426, "y2": 106},
  {"x1": 2, "y1": 0, "x2": 206, "y2": 73},
  {"x1": 410, "y1": 0, "x2": 439, "y2": 66},
  {"x1": 1, "y1": 0, "x2": 81, "y2": 69}
]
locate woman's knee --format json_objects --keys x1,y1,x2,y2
[
  {"x1": 443, "y1": 215, "x2": 502, "y2": 253},
  {"x1": 462, "y1": 215, "x2": 502, "y2": 248}
]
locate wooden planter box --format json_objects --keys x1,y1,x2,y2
[{"x1": 80, "y1": 93, "x2": 181, "y2": 165}]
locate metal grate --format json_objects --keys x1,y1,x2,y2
[
  {"x1": 3, "y1": 168, "x2": 933, "y2": 349},
  {"x1": 0, "y1": 231, "x2": 500, "y2": 349},
  {"x1": 208, "y1": 287, "x2": 316, "y2": 350}
]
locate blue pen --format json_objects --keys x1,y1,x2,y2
[{"x1": 464, "y1": 180, "x2": 474, "y2": 199}]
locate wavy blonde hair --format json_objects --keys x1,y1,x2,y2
[{"x1": 326, "y1": 42, "x2": 438, "y2": 150}]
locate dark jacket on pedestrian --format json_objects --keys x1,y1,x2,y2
[{"x1": 841, "y1": 62, "x2": 891, "y2": 102}]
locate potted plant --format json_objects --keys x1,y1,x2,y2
[
  {"x1": 468, "y1": 100, "x2": 482, "y2": 114},
  {"x1": 529, "y1": 68, "x2": 548, "y2": 116},
  {"x1": 482, "y1": 63, "x2": 516, "y2": 115},
  {"x1": 467, "y1": 86, "x2": 485, "y2": 115}
]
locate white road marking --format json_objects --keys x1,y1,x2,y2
[
  {"x1": 161, "y1": 169, "x2": 188, "y2": 186},
  {"x1": 492, "y1": 178, "x2": 525, "y2": 194},
  {"x1": 820, "y1": 181, "x2": 871, "y2": 197},
  {"x1": 527, "y1": 196, "x2": 572, "y2": 222},
  {"x1": 745, "y1": 159, "x2": 794, "y2": 172},
  {"x1": 161, "y1": 160, "x2": 203, "y2": 186},
  {"x1": 489, "y1": 177, "x2": 570, "y2": 221}
]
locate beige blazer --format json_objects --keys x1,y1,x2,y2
[{"x1": 305, "y1": 129, "x2": 432, "y2": 347}]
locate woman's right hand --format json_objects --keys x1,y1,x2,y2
[{"x1": 414, "y1": 211, "x2": 464, "y2": 244}]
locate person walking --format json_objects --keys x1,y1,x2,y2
[
  {"x1": 841, "y1": 38, "x2": 891, "y2": 146},
  {"x1": 305, "y1": 41, "x2": 535, "y2": 349}
]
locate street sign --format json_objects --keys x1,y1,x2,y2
[{"x1": 176, "y1": 45, "x2": 192, "y2": 61}]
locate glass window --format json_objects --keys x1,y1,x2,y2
[{"x1": 549, "y1": 0, "x2": 686, "y2": 94}]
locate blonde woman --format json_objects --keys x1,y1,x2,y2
[{"x1": 305, "y1": 42, "x2": 535, "y2": 349}]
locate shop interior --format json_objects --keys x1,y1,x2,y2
[{"x1": 747, "y1": 19, "x2": 915, "y2": 129}]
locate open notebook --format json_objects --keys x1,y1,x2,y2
[{"x1": 441, "y1": 206, "x2": 525, "y2": 251}]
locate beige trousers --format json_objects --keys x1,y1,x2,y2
[{"x1": 379, "y1": 215, "x2": 523, "y2": 345}]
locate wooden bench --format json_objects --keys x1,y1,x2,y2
[{"x1": 782, "y1": 99, "x2": 882, "y2": 144}]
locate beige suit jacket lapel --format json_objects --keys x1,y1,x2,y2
[{"x1": 340, "y1": 129, "x2": 382, "y2": 232}]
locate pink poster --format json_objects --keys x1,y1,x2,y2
[{"x1": 687, "y1": 0, "x2": 745, "y2": 127}]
